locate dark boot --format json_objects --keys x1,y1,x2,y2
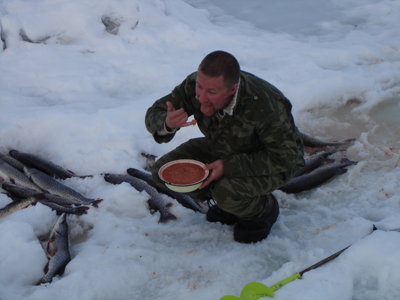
[
  {"x1": 233, "y1": 194, "x2": 279, "y2": 243},
  {"x1": 206, "y1": 200, "x2": 240, "y2": 225}
]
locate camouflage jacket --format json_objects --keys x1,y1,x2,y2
[{"x1": 145, "y1": 71, "x2": 305, "y2": 178}]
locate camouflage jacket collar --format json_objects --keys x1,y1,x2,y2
[{"x1": 221, "y1": 78, "x2": 240, "y2": 117}]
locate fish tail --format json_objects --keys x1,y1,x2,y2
[
  {"x1": 158, "y1": 211, "x2": 177, "y2": 223},
  {"x1": 66, "y1": 169, "x2": 76, "y2": 175},
  {"x1": 78, "y1": 174, "x2": 94, "y2": 179},
  {"x1": 333, "y1": 168, "x2": 348, "y2": 175},
  {"x1": 76, "y1": 206, "x2": 90, "y2": 215},
  {"x1": 343, "y1": 138, "x2": 356, "y2": 143},
  {"x1": 323, "y1": 158, "x2": 336, "y2": 164},
  {"x1": 91, "y1": 198, "x2": 103, "y2": 207},
  {"x1": 339, "y1": 158, "x2": 358, "y2": 165}
]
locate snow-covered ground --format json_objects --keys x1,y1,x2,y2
[{"x1": 1, "y1": 0, "x2": 400, "y2": 299}]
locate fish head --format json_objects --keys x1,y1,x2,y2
[{"x1": 8, "y1": 149, "x2": 20, "y2": 157}]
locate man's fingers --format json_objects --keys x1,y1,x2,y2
[
  {"x1": 204, "y1": 162, "x2": 217, "y2": 171},
  {"x1": 199, "y1": 176, "x2": 212, "y2": 189},
  {"x1": 166, "y1": 101, "x2": 175, "y2": 113},
  {"x1": 175, "y1": 111, "x2": 188, "y2": 122},
  {"x1": 166, "y1": 102, "x2": 196, "y2": 129},
  {"x1": 173, "y1": 110, "x2": 194, "y2": 126}
]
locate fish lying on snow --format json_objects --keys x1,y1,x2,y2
[
  {"x1": 0, "y1": 194, "x2": 46, "y2": 219},
  {"x1": 0, "y1": 182, "x2": 5, "y2": 195},
  {"x1": 1, "y1": 181, "x2": 100, "y2": 206},
  {"x1": 40, "y1": 202, "x2": 90, "y2": 215},
  {"x1": 1, "y1": 182, "x2": 90, "y2": 215},
  {"x1": 279, "y1": 158, "x2": 358, "y2": 194},
  {"x1": 1, "y1": 181, "x2": 41, "y2": 199},
  {"x1": 42, "y1": 193, "x2": 99, "y2": 207},
  {"x1": 300, "y1": 132, "x2": 355, "y2": 148},
  {"x1": 103, "y1": 173, "x2": 177, "y2": 223},
  {"x1": 0, "y1": 152, "x2": 28, "y2": 172},
  {"x1": 127, "y1": 167, "x2": 206, "y2": 214},
  {"x1": 0, "y1": 180, "x2": 9, "y2": 194},
  {"x1": 23, "y1": 167, "x2": 102, "y2": 207},
  {"x1": 293, "y1": 151, "x2": 336, "y2": 177},
  {"x1": 10, "y1": 149, "x2": 77, "y2": 180},
  {"x1": 0, "y1": 159, "x2": 43, "y2": 192},
  {"x1": 38, "y1": 213, "x2": 71, "y2": 285}
]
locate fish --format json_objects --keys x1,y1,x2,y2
[
  {"x1": 300, "y1": 132, "x2": 355, "y2": 148},
  {"x1": 103, "y1": 173, "x2": 177, "y2": 223},
  {"x1": 0, "y1": 180, "x2": 9, "y2": 194},
  {"x1": 0, "y1": 181, "x2": 21, "y2": 202},
  {"x1": 1, "y1": 182, "x2": 91, "y2": 214},
  {"x1": 38, "y1": 213, "x2": 71, "y2": 285},
  {"x1": 0, "y1": 153, "x2": 28, "y2": 172},
  {"x1": 0, "y1": 182, "x2": 99, "y2": 209},
  {"x1": 279, "y1": 158, "x2": 358, "y2": 194},
  {"x1": 0, "y1": 195, "x2": 45, "y2": 219},
  {"x1": 40, "y1": 202, "x2": 90, "y2": 215},
  {"x1": 23, "y1": 167, "x2": 102, "y2": 206},
  {"x1": 0, "y1": 159, "x2": 43, "y2": 192},
  {"x1": 9, "y1": 149, "x2": 77, "y2": 180},
  {"x1": 293, "y1": 152, "x2": 336, "y2": 177},
  {"x1": 43, "y1": 193, "x2": 101, "y2": 207},
  {"x1": 126, "y1": 168, "x2": 206, "y2": 214},
  {"x1": 1, "y1": 182, "x2": 41, "y2": 199}
]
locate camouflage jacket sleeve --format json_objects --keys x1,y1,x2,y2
[{"x1": 145, "y1": 74, "x2": 197, "y2": 144}]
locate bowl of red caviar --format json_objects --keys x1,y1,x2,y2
[{"x1": 158, "y1": 159, "x2": 209, "y2": 193}]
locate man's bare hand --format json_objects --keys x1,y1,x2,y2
[
  {"x1": 165, "y1": 101, "x2": 193, "y2": 130},
  {"x1": 199, "y1": 159, "x2": 224, "y2": 189}
]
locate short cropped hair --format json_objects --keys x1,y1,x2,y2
[{"x1": 198, "y1": 51, "x2": 240, "y2": 89}]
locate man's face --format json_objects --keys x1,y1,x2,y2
[{"x1": 196, "y1": 71, "x2": 238, "y2": 117}]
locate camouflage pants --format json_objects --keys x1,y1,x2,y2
[{"x1": 151, "y1": 137, "x2": 294, "y2": 219}]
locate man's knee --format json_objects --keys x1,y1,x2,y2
[{"x1": 214, "y1": 195, "x2": 267, "y2": 220}]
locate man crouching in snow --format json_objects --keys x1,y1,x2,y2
[{"x1": 145, "y1": 50, "x2": 304, "y2": 243}]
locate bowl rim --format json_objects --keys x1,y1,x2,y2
[{"x1": 158, "y1": 159, "x2": 209, "y2": 187}]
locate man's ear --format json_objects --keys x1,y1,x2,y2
[{"x1": 230, "y1": 83, "x2": 239, "y2": 96}]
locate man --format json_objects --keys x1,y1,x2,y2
[{"x1": 145, "y1": 51, "x2": 304, "y2": 243}]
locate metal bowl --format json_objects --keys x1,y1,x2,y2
[{"x1": 158, "y1": 159, "x2": 209, "y2": 193}]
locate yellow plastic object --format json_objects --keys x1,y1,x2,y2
[
  {"x1": 219, "y1": 274, "x2": 301, "y2": 300},
  {"x1": 220, "y1": 225, "x2": 391, "y2": 300}
]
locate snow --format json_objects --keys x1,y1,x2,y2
[{"x1": 1, "y1": 0, "x2": 400, "y2": 299}]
